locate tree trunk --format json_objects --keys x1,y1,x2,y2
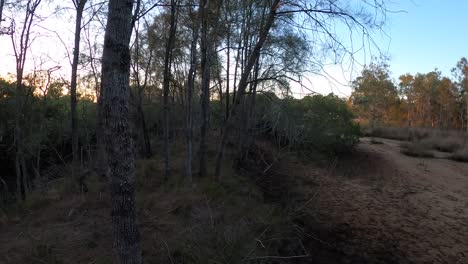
[
  {"x1": 185, "y1": 2, "x2": 199, "y2": 185},
  {"x1": 198, "y1": 0, "x2": 210, "y2": 177},
  {"x1": 466, "y1": 96, "x2": 468, "y2": 133},
  {"x1": 100, "y1": 0, "x2": 142, "y2": 262},
  {"x1": 0, "y1": 0, "x2": 5, "y2": 26},
  {"x1": 214, "y1": 0, "x2": 279, "y2": 180},
  {"x1": 225, "y1": 2, "x2": 230, "y2": 121},
  {"x1": 71, "y1": 0, "x2": 87, "y2": 182},
  {"x1": 162, "y1": 0, "x2": 178, "y2": 179}
]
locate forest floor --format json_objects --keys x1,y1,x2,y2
[
  {"x1": 290, "y1": 137, "x2": 468, "y2": 263},
  {"x1": 1, "y1": 136, "x2": 467, "y2": 263}
]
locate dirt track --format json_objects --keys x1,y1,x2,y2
[{"x1": 297, "y1": 137, "x2": 468, "y2": 263}]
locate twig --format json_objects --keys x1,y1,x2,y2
[{"x1": 161, "y1": 239, "x2": 175, "y2": 264}]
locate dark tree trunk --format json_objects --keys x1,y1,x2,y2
[
  {"x1": 214, "y1": 0, "x2": 279, "y2": 180},
  {"x1": 198, "y1": 0, "x2": 210, "y2": 177},
  {"x1": 185, "y1": 2, "x2": 199, "y2": 185},
  {"x1": 225, "y1": 1, "x2": 231, "y2": 121},
  {"x1": 71, "y1": 0, "x2": 87, "y2": 180},
  {"x1": 0, "y1": 0, "x2": 5, "y2": 26},
  {"x1": 162, "y1": 0, "x2": 178, "y2": 179},
  {"x1": 100, "y1": 0, "x2": 142, "y2": 262},
  {"x1": 12, "y1": 0, "x2": 42, "y2": 200}
]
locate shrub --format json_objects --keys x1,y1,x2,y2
[
  {"x1": 451, "y1": 145, "x2": 468, "y2": 162},
  {"x1": 401, "y1": 141, "x2": 434, "y2": 158},
  {"x1": 258, "y1": 93, "x2": 360, "y2": 156}
]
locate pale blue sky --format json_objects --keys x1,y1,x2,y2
[
  {"x1": 384, "y1": 0, "x2": 468, "y2": 78},
  {"x1": 301, "y1": 0, "x2": 468, "y2": 97}
]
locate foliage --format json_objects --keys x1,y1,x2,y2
[
  {"x1": 350, "y1": 61, "x2": 399, "y2": 128},
  {"x1": 258, "y1": 93, "x2": 360, "y2": 156},
  {"x1": 352, "y1": 58, "x2": 468, "y2": 130}
]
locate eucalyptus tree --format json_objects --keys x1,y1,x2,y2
[
  {"x1": 162, "y1": 0, "x2": 178, "y2": 178},
  {"x1": 184, "y1": 0, "x2": 199, "y2": 185},
  {"x1": 351, "y1": 62, "x2": 398, "y2": 128},
  {"x1": 70, "y1": 0, "x2": 88, "y2": 182},
  {"x1": 452, "y1": 57, "x2": 468, "y2": 131},
  {"x1": 0, "y1": 0, "x2": 4, "y2": 26},
  {"x1": 215, "y1": 0, "x2": 388, "y2": 179},
  {"x1": 100, "y1": 0, "x2": 142, "y2": 261},
  {"x1": 9, "y1": 0, "x2": 43, "y2": 200}
]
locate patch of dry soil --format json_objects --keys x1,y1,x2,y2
[{"x1": 295, "y1": 137, "x2": 468, "y2": 263}]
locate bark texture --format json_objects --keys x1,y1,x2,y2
[{"x1": 100, "y1": 0, "x2": 142, "y2": 263}]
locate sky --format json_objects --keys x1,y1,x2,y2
[
  {"x1": 1, "y1": 0, "x2": 468, "y2": 97},
  {"x1": 298, "y1": 0, "x2": 468, "y2": 97}
]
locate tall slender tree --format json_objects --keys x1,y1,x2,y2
[
  {"x1": 162, "y1": 0, "x2": 178, "y2": 179},
  {"x1": 100, "y1": 0, "x2": 142, "y2": 262},
  {"x1": 185, "y1": 0, "x2": 199, "y2": 185},
  {"x1": 11, "y1": 0, "x2": 42, "y2": 200},
  {"x1": 70, "y1": 0, "x2": 87, "y2": 184},
  {"x1": 215, "y1": 0, "x2": 280, "y2": 180},
  {"x1": 198, "y1": 0, "x2": 211, "y2": 177}
]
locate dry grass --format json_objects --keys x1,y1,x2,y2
[
  {"x1": 450, "y1": 144, "x2": 468, "y2": 162},
  {"x1": 0, "y1": 135, "x2": 307, "y2": 264},
  {"x1": 368, "y1": 126, "x2": 467, "y2": 156},
  {"x1": 401, "y1": 141, "x2": 434, "y2": 158}
]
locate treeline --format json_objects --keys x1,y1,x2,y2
[{"x1": 350, "y1": 58, "x2": 468, "y2": 131}]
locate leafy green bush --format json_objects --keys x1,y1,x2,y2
[{"x1": 258, "y1": 93, "x2": 360, "y2": 156}]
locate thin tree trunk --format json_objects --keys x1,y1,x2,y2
[
  {"x1": 71, "y1": 0, "x2": 87, "y2": 181},
  {"x1": 198, "y1": 0, "x2": 210, "y2": 177},
  {"x1": 185, "y1": 1, "x2": 199, "y2": 185},
  {"x1": 215, "y1": 0, "x2": 279, "y2": 180},
  {"x1": 225, "y1": 14, "x2": 230, "y2": 121},
  {"x1": 465, "y1": 96, "x2": 468, "y2": 133},
  {"x1": 162, "y1": 0, "x2": 178, "y2": 179},
  {"x1": 100, "y1": 0, "x2": 142, "y2": 262},
  {"x1": 0, "y1": 0, "x2": 5, "y2": 26}
]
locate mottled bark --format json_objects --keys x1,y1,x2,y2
[{"x1": 100, "y1": 0, "x2": 142, "y2": 263}]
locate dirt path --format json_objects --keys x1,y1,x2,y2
[{"x1": 294, "y1": 137, "x2": 468, "y2": 264}]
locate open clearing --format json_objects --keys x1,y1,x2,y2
[{"x1": 295, "y1": 137, "x2": 468, "y2": 263}]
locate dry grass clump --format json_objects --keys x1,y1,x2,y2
[
  {"x1": 365, "y1": 127, "x2": 411, "y2": 141},
  {"x1": 421, "y1": 135, "x2": 464, "y2": 153},
  {"x1": 369, "y1": 138, "x2": 384, "y2": 145},
  {"x1": 401, "y1": 141, "x2": 434, "y2": 158},
  {"x1": 450, "y1": 144, "x2": 468, "y2": 162}
]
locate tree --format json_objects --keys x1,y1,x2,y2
[
  {"x1": 185, "y1": 0, "x2": 199, "y2": 185},
  {"x1": 351, "y1": 61, "x2": 398, "y2": 128},
  {"x1": 452, "y1": 57, "x2": 468, "y2": 132},
  {"x1": 399, "y1": 73, "x2": 414, "y2": 127},
  {"x1": 162, "y1": 0, "x2": 178, "y2": 179},
  {"x1": 100, "y1": 0, "x2": 142, "y2": 262},
  {"x1": 0, "y1": 0, "x2": 5, "y2": 26},
  {"x1": 215, "y1": 0, "x2": 280, "y2": 180},
  {"x1": 10, "y1": 0, "x2": 43, "y2": 200},
  {"x1": 70, "y1": 0, "x2": 88, "y2": 187}
]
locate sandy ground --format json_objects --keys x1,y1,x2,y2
[{"x1": 294, "y1": 137, "x2": 468, "y2": 264}]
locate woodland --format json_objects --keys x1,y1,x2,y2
[{"x1": 0, "y1": 0, "x2": 467, "y2": 263}]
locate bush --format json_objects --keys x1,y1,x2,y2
[
  {"x1": 401, "y1": 141, "x2": 434, "y2": 158},
  {"x1": 258, "y1": 93, "x2": 360, "y2": 156},
  {"x1": 451, "y1": 145, "x2": 468, "y2": 162}
]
